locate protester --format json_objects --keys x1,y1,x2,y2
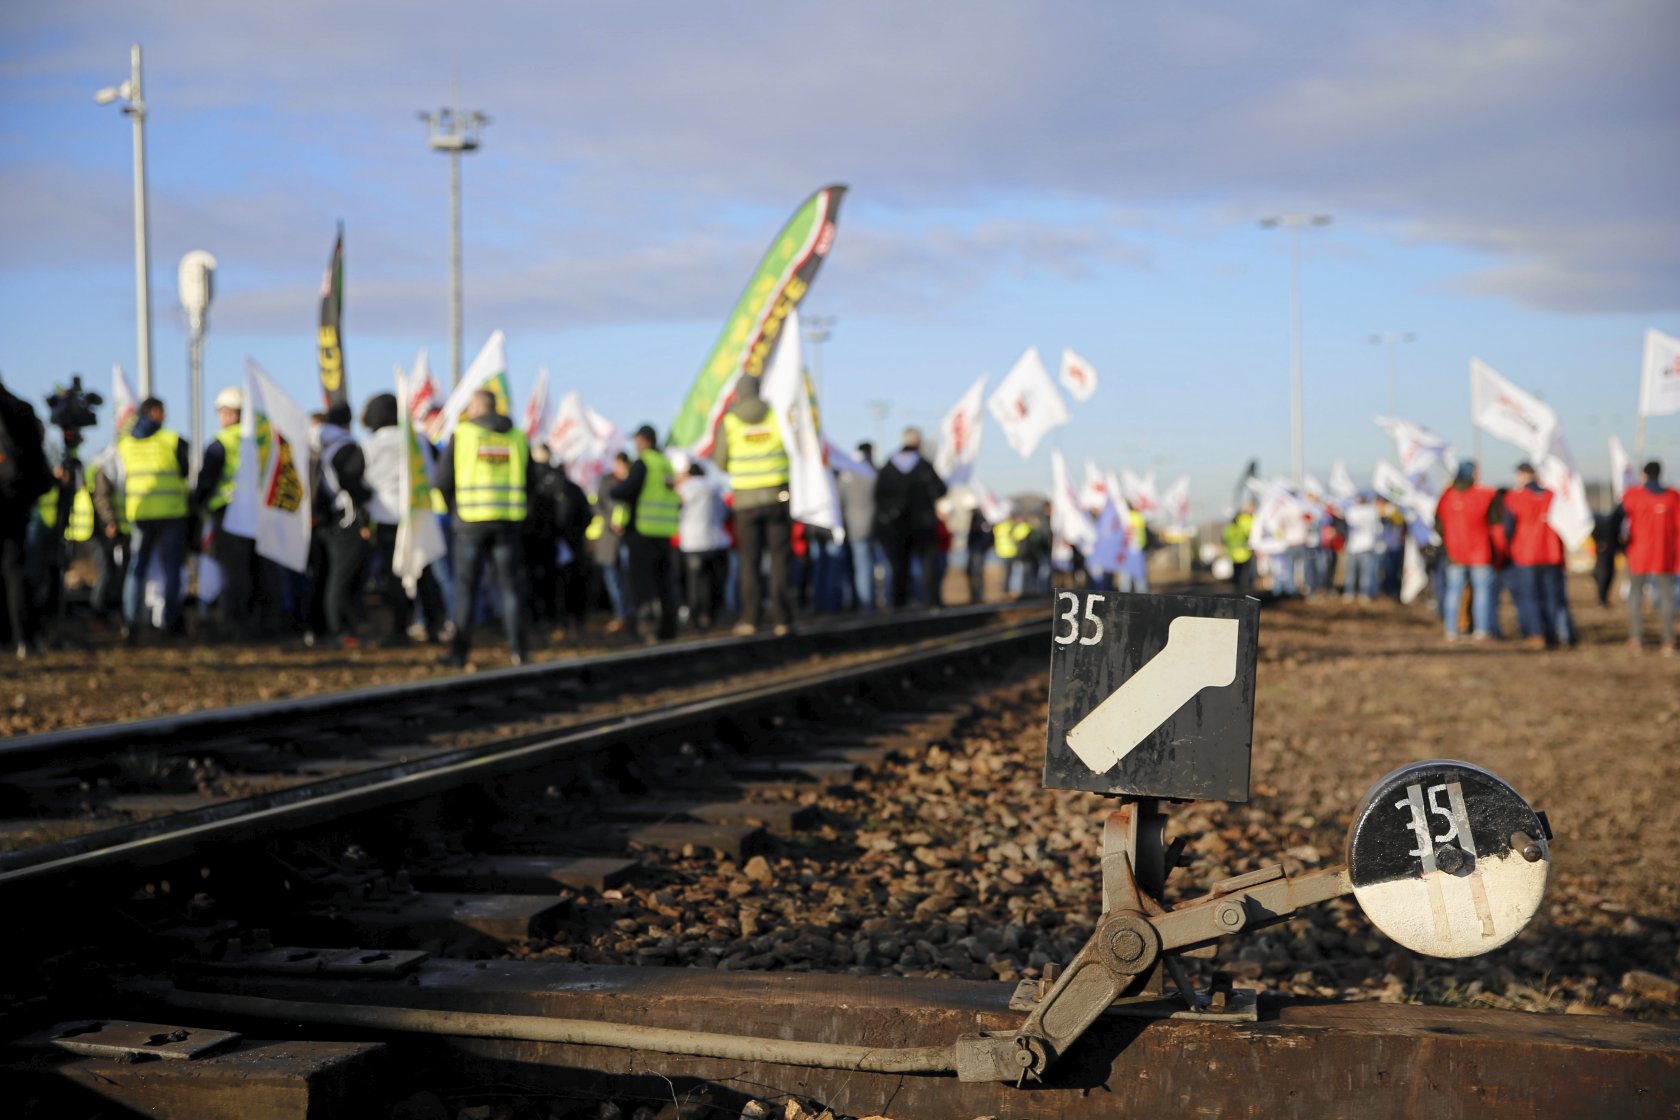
[
  {"x1": 964, "y1": 504, "x2": 991, "y2": 604},
  {"x1": 312, "y1": 401, "x2": 373, "y2": 648},
  {"x1": 0, "y1": 376, "x2": 52, "y2": 656},
  {"x1": 436, "y1": 389, "x2": 531, "y2": 666},
  {"x1": 1591, "y1": 505, "x2": 1624, "y2": 609},
  {"x1": 713, "y1": 377, "x2": 793, "y2": 636},
  {"x1": 678, "y1": 462, "x2": 730, "y2": 629},
  {"x1": 592, "y1": 460, "x2": 631, "y2": 633},
  {"x1": 1622, "y1": 459, "x2": 1678, "y2": 655},
  {"x1": 612, "y1": 424, "x2": 679, "y2": 642},
  {"x1": 541, "y1": 450, "x2": 591, "y2": 637},
  {"x1": 1504, "y1": 461, "x2": 1575, "y2": 649},
  {"x1": 873, "y1": 427, "x2": 946, "y2": 608},
  {"x1": 113, "y1": 397, "x2": 190, "y2": 643},
  {"x1": 1223, "y1": 500, "x2": 1255, "y2": 596},
  {"x1": 1341, "y1": 493, "x2": 1383, "y2": 601},
  {"x1": 1434, "y1": 461, "x2": 1499, "y2": 641},
  {"x1": 837, "y1": 442, "x2": 877, "y2": 611},
  {"x1": 193, "y1": 387, "x2": 267, "y2": 640},
  {"x1": 361, "y1": 392, "x2": 446, "y2": 645},
  {"x1": 991, "y1": 506, "x2": 1032, "y2": 598}
]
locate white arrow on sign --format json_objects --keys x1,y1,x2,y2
[{"x1": 1065, "y1": 615, "x2": 1241, "y2": 774}]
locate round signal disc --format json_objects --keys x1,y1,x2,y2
[{"x1": 1346, "y1": 760, "x2": 1549, "y2": 959}]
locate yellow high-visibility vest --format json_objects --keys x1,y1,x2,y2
[
  {"x1": 1224, "y1": 513, "x2": 1254, "y2": 564},
  {"x1": 453, "y1": 423, "x2": 528, "y2": 523},
  {"x1": 722, "y1": 412, "x2": 789, "y2": 492},
  {"x1": 118, "y1": 430, "x2": 188, "y2": 522},
  {"x1": 993, "y1": 518, "x2": 1031, "y2": 560},
  {"x1": 633, "y1": 448, "x2": 679, "y2": 537},
  {"x1": 36, "y1": 484, "x2": 96, "y2": 542},
  {"x1": 209, "y1": 420, "x2": 273, "y2": 512}
]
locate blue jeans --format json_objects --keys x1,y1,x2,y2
[
  {"x1": 452, "y1": 524, "x2": 526, "y2": 658},
  {"x1": 1272, "y1": 552, "x2": 1296, "y2": 597},
  {"x1": 123, "y1": 517, "x2": 185, "y2": 629},
  {"x1": 601, "y1": 549, "x2": 628, "y2": 619},
  {"x1": 847, "y1": 536, "x2": 876, "y2": 611},
  {"x1": 1344, "y1": 552, "x2": 1380, "y2": 599},
  {"x1": 1443, "y1": 563, "x2": 1496, "y2": 638}
]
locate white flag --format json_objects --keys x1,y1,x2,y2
[
  {"x1": 111, "y1": 362, "x2": 138, "y2": 435},
  {"x1": 1079, "y1": 460, "x2": 1108, "y2": 510},
  {"x1": 1609, "y1": 433, "x2": 1635, "y2": 500},
  {"x1": 1400, "y1": 537, "x2": 1429, "y2": 605},
  {"x1": 1329, "y1": 459, "x2": 1358, "y2": 502},
  {"x1": 547, "y1": 390, "x2": 622, "y2": 497},
  {"x1": 1159, "y1": 475, "x2": 1190, "y2": 530},
  {"x1": 1469, "y1": 358, "x2": 1556, "y2": 459},
  {"x1": 522, "y1": 365, "x2": 551, "y2": 444},
  {"x1": 934, "y1": 374, "x2": 986, "y2": 486},
  {"x1": 971, "y1": 481, "x2": 1011, "y2": 525},
  {"x1": 1121, "y1": 468, "x2": 1159, "y2": 518},
  {"x1": 986, "y1": 347, "x2": 1069, "y2": 460},
  {"x1": 407, "y1": 349, "x2": 439, "y2": 422},
  {"x1": 1059, "y1": 348, "x2": 1099, "y2": 403},
  {"x1": 1049, "y1": 449, "x2": 1096, "y2": 555},
  {"x1": 1371, "y1": 460, "x2": 1436, "y2": 525},
  {"x1": 224, "y1": 358, "x2": 312, "y2": 573},
  {"x1": 393, "y1": 367, "x2": 448, "y2": 592},
  {"x1": 436, "y1": 331, "x2": 509, "y2": 445},
  {"x1": 761, "y1": 309, "x2": 843, "y2": 538},
  {"x1": 1374, "y1": 415, "x2": 1456, "y2": 480},
  {"x1": 1536, "y1": 431, "x2": 1593, "y2": 551},
  {"x1": 1639, "y1": 328, "x2": 1680, "y2": 418}
]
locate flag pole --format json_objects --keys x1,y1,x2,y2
[{"x1": 1634, "y1": 411, "x2": 1646, "y2": 460}]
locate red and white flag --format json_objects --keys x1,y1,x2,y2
[
  {"x1": 547, "y1": 390, "x2": 623, "y2": 496},
  {"x1": 522, "y1": 365, "x2": 551, "y2": 444},
  {"x1": 1470, "y1": 358, "x2": 1556, "y2": 459},
  {"x1": 1159, "y1": 474, "x2": 1190, "y2": 530},
  {"x1": 1059, "y1": 348, "x2": 1099, "y2": 403},
  {"x1": 1639, "y1": 328, "x2": 1680, "y2": 418},
  {"x1": 934, "y1": 374, "x2": 986, "y2": 486},
  {"x1": 1374, "y1": 414, "x2": 1456, "y2": 480},
  {"x1": 406, "y1": 350, "x2": 439, "y2": 422},
  {"x1": 1049, "y1": 449, "x2": 1096, "y2": 554},
  {"x1": 1121, "y1": 468, "x2": 1159, "y2": 517},
  {"x1": 986, "y1": 347, "x2": 1069, "y2": 460}
]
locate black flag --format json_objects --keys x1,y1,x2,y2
[{"x1": 317, "y1": 225, "x2": 346, "y2": 408}]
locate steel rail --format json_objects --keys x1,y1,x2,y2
[
  {"x1": 0, "y1": 617, "x2": 1041, "y2": 890},
  {"x1": 0, "y1": 601, "x2": 1024, "y2": 771}
]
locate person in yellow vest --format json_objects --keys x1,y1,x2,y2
[
  {"x1": 435, "y1": 389, "x2": 531, "y2": 667},
  {"x1": 192, "y1": 387, "x2": 268, "y2": 640},
  {"x1": 114, "y1": 397, "x2": 190, "y2": 643},
  {"x1": 27, "y1": 434, "x2": 95, "y2": 641},
  {"x1": 591, "y1": 462, "x2": 632, "y2": 633},
  {"x1": 1224, "y1": 500, "x2": 1257, "y2": 596},
  {"x1": 611, "y1": 424, "x2": 680, "y2": 641},
  {"x1": 711, "y1": 377, "x2": 792, "y2": 636},
  {"x1": 1119, "y1": 508, "x2": 1151, "y2": 593}
]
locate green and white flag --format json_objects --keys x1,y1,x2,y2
[
  {"x1": 436, "y1": 330, "x2": 513, "y2": 444},
  {"x1": 671, "y1": 185, "x2": 846, "y2": 454},
  {"x1": 393, "y1": 365, "x2": 447, "y2": 592}
]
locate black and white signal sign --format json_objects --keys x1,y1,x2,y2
[{"x1": 1044, "y1": 590, "x2": 1260, "y2": 802}]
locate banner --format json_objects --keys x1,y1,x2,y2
[
  {"x1": 760, "y1": 308, "x2": 842, "y2": 537},
  {"x1": 670, "y1": 185, "x2": 847, "y2": 454},
  {"x1": 407, "y1": 349, "x2": 439, "y2": 422},
  {"x1": 1640, "y1": 328, "x2": 1680, "y2": 419},
  {"x1": 436, "y1": 331, "x2": 512, "y2": 445},
  {"x1": 1470, "y1": 358, "x2": 1555, "y2": 459},
  {"x1": 393, "y1": 367, "x2": 448, "y2": 593},
  {"x1": 547, "y1": 390, "x2": 623, "y2": 497},
  {"x1": 1059, "y1": 348, "x2": 1099, "y2": 403},
  {"x1": 1610, "y1": 433, "x2": 1635, "y2": 500},
  {"x1": 987, "y1": 347, "x2": 1069, "y2": 460},
  {"x1": 522, "y1": 365, "x2": 551, "y2": 444},
  {"x1": 318, "y1": 226, "x2": 347, "y2": 409},
  {"x1": 1049, "y1": 449, "x2": 1096, "y2": 555},
  {"x1": 224, "y1": 358, "x2": 312, "y2": 573},
  {"x1": 1374, "y1": 415, "x2": 1455, "y2": 480},
  {"x1": 934, "y1": 374, "x2": 986, "y2": 486}
]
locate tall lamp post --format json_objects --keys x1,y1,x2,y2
[
  {"x1": 1258, "y1": 213, "x2": 1332, "y2": 483},
  {"x1": 1369, "y1": 330, "x2": 1417, "y2": 417},
  {"x1": 804, "y1": 313, "x2": 836, "y2": 400},
  {"x1": 419, "y1": 105, "x2": 489, "y2": 388},
  {"x1": 95, "y1": 45, "x2": 154, "y2": 399},
  {"x1": 178, "y1": 251, "x2": 216, "y2": 488}
]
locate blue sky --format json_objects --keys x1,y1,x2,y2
[{"x1": 2, "y1": 1, "x2": 1676, "y2": 515}]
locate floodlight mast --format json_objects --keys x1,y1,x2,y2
[
  {"x1": 419, "y1": 106, "x2": 489, "y2": 388},
  {"x1": 1258, "y1": 214, "x2": 1332, "y2": 484},
  {"x1": 95, "y1": 45, "x2": 154, "y2": 398}
]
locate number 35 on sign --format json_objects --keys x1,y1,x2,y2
[{"x1": 1043, "y1": 590, "x2": 1261, "y2": 802}]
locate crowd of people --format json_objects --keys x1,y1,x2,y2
[
  {"x1": 0, "y1": 375, "x2": 1014, "y2": 663},
  {"x1": 1219, "y1": 457, "x2": 1680, "y2": 655}
]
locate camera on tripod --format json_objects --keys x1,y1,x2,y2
[{"x1": 47, "y1": 376, "x2": 103, "y2": 431}]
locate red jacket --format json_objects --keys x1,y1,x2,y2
[
  {"x1": 1505, "y1": 485, "x2": 1564, "y2": 567},
  {"x1": 1435, "y1": 485, "x2": 1496, "y2": 566},
  {"x1": 1623, "y1": 485, "x2": 1680, "y2": 575}
]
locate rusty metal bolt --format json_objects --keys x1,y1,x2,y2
[
  {"x1": 1214, "y1": 900, "x2": 1247, "y2": 932},
  {"x1": 1511, "y1": 832, "x2": 1543, "y2": 863},
  {"x1": 1110, "y1": 928, "x2": 1145, "y2": 963},
  {"x1": 1433, "y1": 845, "x2": 1466, "y2": 874}
]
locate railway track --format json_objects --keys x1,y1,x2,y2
[{"x1": 4, "y1": 605, "x2": 1677, "y2": 1119}]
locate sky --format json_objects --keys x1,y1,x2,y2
[{"x1": 2, "y1": 0, "x2": 1677, "y2": 516}]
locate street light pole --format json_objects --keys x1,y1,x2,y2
[
  {"x1": 804, "y1": 313, "x2": 835, "y2": 400},
  {"x1": 96, "y1": 45, "x2": 154, "y2": 399},
  {"x1": 1369, "y1": 330, "x2": 1417, "y2": 417},
  {"x1": 1258, "y1": 214, "x2": 1331, "y2": 483},
  {"x1": 419, "y1": 105, "x2": 489, "y2": 388}
]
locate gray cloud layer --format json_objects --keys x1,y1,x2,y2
[{"x1": 2, "y1": 0, "x2": 1675, "y2": 334}]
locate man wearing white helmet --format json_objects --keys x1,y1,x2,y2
[{"x1": 193, "y1": 386, "x2": 270, "y2": 640}]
